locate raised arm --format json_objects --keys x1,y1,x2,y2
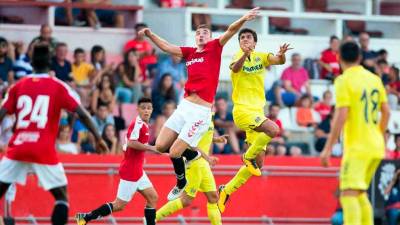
[
  {"x1": 230, "y1": 45, "x2": 252, "y2": 73},
  {"x1": 268, "y1": 43, "x2": 293, "y2": 65},
  {"x1": 219, "y1": 7, "x2": 260, "y2": 46},
  {"x1": 139, "y1": 28, "x2": 183, "y2": 57}
]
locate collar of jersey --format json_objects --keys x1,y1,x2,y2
[
  {"x1": 344, "y1": 65, "x2": 363, "y2": 74},
  {"x1": 27, "y1": 73, "x2": 50, "y2": 78}
]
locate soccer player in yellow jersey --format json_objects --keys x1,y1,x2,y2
[
  {"x1": 156, "y1": 120, "x2": 226, "y2": 225},
  {"x1": 218, "y1": 28, "x2": 292, "y2": 213},
  {"x1": 320, "y1": 41, "x2": 391, "y2": 225}
]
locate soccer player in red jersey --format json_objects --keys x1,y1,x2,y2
[
  {"x1": 140, "y1": 7, "x2": 260, "y2": 200},
  {"x1": 0, "y1": 44, "x2": 109, "y2": 225},
  {"x1": 76, "y1": 98, "x2": 159, "y2": 225}
]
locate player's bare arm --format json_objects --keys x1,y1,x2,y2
[
  {"x1": 380, "y1": 102, "x2": 391, "y2": 133},
  {"x1": 140, "y1": 28, "x2": 183, "y2": 57},
  {"x1": 127, "y1": 140, "x2": 157, "y2": 153},
  {"x1": 268, "y1": 43, "x2": 293, "y2": 65},
  {"x1": 219, "y1": 7, "x2": 260, "y2": 46},
  {"x1": 230, "y1": 45, "x2": 253, "y2": 73},
  {"x1": 76, "y1": 106, "x2": 109, "y2": 153},
  {"x1": 320, "y1": 107, "x2": 348, "y2": 167}
]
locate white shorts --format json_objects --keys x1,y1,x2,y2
[
  {"x1": 0, "y1": 157, "x2": 67, "y2": 190},
  {"x1": 164, "y1": 99, "x2": 212, "y2": 147},
  {"x1": 117, "y1": 172, "x2": 153, "y2": 202}
]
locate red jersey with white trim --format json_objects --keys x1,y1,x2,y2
[
  {"x1": 1, "y1": 74, "x2": 80, "y2": 165},
  {"x1": 119, "y1": 115, "x2": 149, "y2": 182},
  {"x1": 180, "y1": 39, "x2": 223, "y2": 103}
]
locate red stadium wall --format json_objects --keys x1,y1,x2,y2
[{"x1": 1, "y1": 154, "x2": 341, "y2": 221}]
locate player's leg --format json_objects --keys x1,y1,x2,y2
[
  {"x1": 155, "y1": 126, "x2": 179, "y2": 153},
  {"x1": 243, "y1": 119, "x2": 278, "y2": 176},
  {"x1": 139, "y1": 187, "x2": 158, "y2": 225},
  {"x1": 157, "y1": 191, "x2": 194, "y2": 221},
  {"x1": 0, "y1": 158, "x2": 29, "y2": 198},
  {"x1": 340, "y1": 190, "x2": 362, "y2": 225},
  {"x1": 0, "y1": 182, "x2": 11, "y2": 198},
  {"x1": 49, "y1": 186, "x2": 69, "y2": 225},
  {"x1": 204, "y1": 191, "x2": 221, "y2": 225}
]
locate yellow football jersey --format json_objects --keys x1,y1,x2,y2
[
  {"x1": 335, "y1": 65, "x2": 388, "y2": 158},
  {"x1": 230, "y1": 50, "x2": 273, "y2": 109}
]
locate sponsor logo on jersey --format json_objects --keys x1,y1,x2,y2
[
  {"x1": 186, "y1": 57, "x2": 204, "y2": 66},
  {"x1": 188, "y1": 120, "x2": 204, "y2": 137},
  {"x1": 242, "y1": 64, "x2": 263, "y2": 73},
  {"x1": 13, "y1": 132, "x2": 40, "y2": 145}
]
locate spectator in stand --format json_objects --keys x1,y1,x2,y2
[
  {"x1": 0, "y1": 37, "x2": 14, "y2": 95},
  {"x1": 314, "y1": 90, "x2": 333, "y2": 121},
  {"x1": 92, "y1": 104, "x2": 115, "y2": 134},
  {"x1": 376, "y1": 59, "x2": 391, "y2": 85},
  {"x1": 274, "y1": 53, "x2": 311, "y2": 107},
  {"x1": 155, "y1": 55, "x2": 186, "y2": 90},
  {"x1": 384, "y1": 168, "x2": 400, "y2": 225},
  {"x1": 91, "y1": 45, "x2": 106, "y2": 71},
  {"x1": 71, "y1": 118, "x2": 96, "y2": 153},
  {"x1": 266, "y1": 104, "x2": 287, "y2": 156},
  {"x1": 152, "y1": 100, "x2": 176, "y2": 144},
  {"x1": 387, "y1": 66, "x2": 400, "y2": 110},
  {"x1": 359, "y1": 32, "x2": 377, "y2": 72},
  {"x1": 82, "y1": 0, "x2": 124, "y2": 29},
  {"x1": 289, "y1": 146, "x2": 302, "y2": 157},
  {"x1": 214, "y1": 97, "x2": 240, "y2": 154},
  {"x1": 91, "y1": 73, "x2": 116, "y2": 113},
  {"x1": 151, "y1": 73, "x2": 178, "y2": 119},
  {"x1": 319, "y1": 35, "x2": 340, "y2": 80},
  {"x1": 102, "y1": 123, "x2": 122, "y2": 155},
  {"x1": 72, "y1": 47, "x2": 96, "y2": 107},
  {"x1": 12, "y1": 41, "x2": 33, "y2": 80},
  {"x1": 296, "y1": 94, "x2": 318, "y2": 128},
  {"x1": 315, "y1": 112, "x2": 333, "y2": 153},
  {"x1": 29, "y1": 24, "x2": 58, "y2": 55},
  {"x1": 0, "y1": 115, "x2": 14, "y2": 153},
  {"x1": 378, "y1": 49, "x2": 388, "y2": 62},
  {"x1": 115, "y1": 49, "x2": 143, "y2": 103},
  {"x1": 51, "y1": 42, "x2": 73, "y2": 82},
  {"x1": 124, "y1": 23, "x2": 157, "y2": 84},
  {"x1": 387, "y1": 134, "x2": 400, "y2": 160},
  {"x1": 56, "y1": 125, "x2": 79, "y2": 154}
]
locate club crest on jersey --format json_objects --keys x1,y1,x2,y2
[
  {"x1": 255, "y1": 56, "x2": 261, "y2": 62},
  {"x1": 186, "y1": 57, "x2": 204, "y2": 66},
  {"x1": 255, "y1": 116, "x2": 261, "y2": 123},
  {"x1": 188, "y1": 120, "x2": 204, "y2": 137}
]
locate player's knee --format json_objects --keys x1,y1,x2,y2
[
  {"x1": 256, "y1": 153, "x2": 265, "y2": 168},
  {"x1": 265, "y1": 122, "x2": 279, "y2": 138},
  {"x1": 155, "y1": 142, "x2": 166, "y2": 153},
  {"x1": 181, "y1": 196, "x2": 193, "y2": 207},
  {"x1": 112, "y1": 200, "x2": 127, "y2": 212},
  {"x1": 147, "y1": 193, "x2": 159, "y2": 208},
  {"x1": 207, "y1": 192, "x2": 218, "y2": 204}
]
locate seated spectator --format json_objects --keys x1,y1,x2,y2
[
  {"x1": 155, "y1": 55, "x2": 186, "y2": 90},
  {"x1": 152, "y1": 100, "x2": 176, "y2": 143},
  {"x1": 124, "y1": 23, "x2": 158, "y2": 83},
  {"x1": 378, "y1": 49, "x2": 388, "y2": 62},
  {"x1": 51, "y1": 42, "x2": 73, "y2": 82},
  {"x1": 91, "y1": 45, "x2": 106, "y2": 71},
  {"x1": 318, "y1": 35, "x2": 340, "y2": 80},
  {"x1": 0, "y1": 37, "x2": 14, "y2": 95},
  {"x1": 359, "y1": 32, "x2": 377, "y2": 72},
  {"x1": 92, "y1": 104, "x2": 115, "y2": 134},
  {"x1": 91, "y1": 73, "x2": 116, "y2": 113},
  {"x1": 267, "y1": 104, "x2": 287, "y2": 156},
  {"x1": 72, "y1": 48, "x2": 96, "y2": 107},
  {"x1": 12, "y1": 41, "x2": 33, "y2": 80},
  {"x1": 274, "y1": 53, "x2": 311, "y2": 107},
  {"x1": 376, "y1": 59, "x2": 391, "y2": 85},
  {"x1": 387, "y1": 66, "x2": 400, "y2": 110},
  {"x1": 296, "y1": 94, "x2": 317, "y2": 128},
  {"x1": 289, "y1": 146, "x2": 302, "y2": 157},
  {"x1": 151, "y1": 73, "x2": 178, "y2": 118},
  {"x1": 314, "y1": 90, "x2": 333, "y2": 120},
  {"x1": 82, "y1": 0, "x2": 124, "y2": 29},
  {"x1": 56, "y1": 125, "x2": 79, "y2": 154},
  {"x1": 384, "y1": 169, "x2": 400, "y2": 225},
  {"x1": 387, "y1": 134, "x2": 400, "y2": 160},
  {"x1": 213, "y1": 97, "x2": 240, "y2": 154},
  {"x1": 29, "y1": 24, "x2": 58, "y2": 56},
  {"x1": 315, "y1": 112, "x2": 333, "y2": 152},
  {"x1": 71, "y1": 118, "x2": 96, "y2": 153},
  {"x1": 0, "y1": 115, "x2": 14, "y2": 153},
  {"x1": 275, "y1": 145, "x2": 287, "y2": 156},
  {"x1": 102, "y1": 123, "x2": 122, "y2": 155},
  {"x1": 116, "y1": 49, "x2": 143, "y2": 103}
]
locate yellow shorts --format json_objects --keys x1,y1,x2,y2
[
  {"x1": 185, "y1": 159, "x2": 216, "y2": 198},
  {"x1": 233, "y1": 107, "x2": 267, "y2": 145},
  {"x1": 340, "y1": 155, "x2": 382, "y2": 191}
]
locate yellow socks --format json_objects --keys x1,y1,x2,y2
[
  {"x1": 225, "y1": 166, "x2": 252, "y2": 195},
  {"x1": 155, "y1": 198, "x2": 183, "y2": 222},
  {"x1": 207, "y1": 203, "x2": 222, "y2": 225},
  {"x1": 358, "y1": 192, "x2": 373, "y2": 225},
  {"x1": 340, "y1": 195, "x2": 361, "y2": 225},
  {"x1": 244, "y1": 132, "x2": 271, "y2": 159}
]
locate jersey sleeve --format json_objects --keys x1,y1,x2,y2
[
  {"x1": 180, "y1": 46, "x2": 196, "y2": 60},
  {"x1": 1, "y1": 83, "x2": 18, "y2": 114},
  {"x1": 262, "y1": 52, "x2": 274, "y2": 67},
  {"x1": 57, "y1": 80, "x2": 81, "y2": 112},
  {"x1": 334, "y1": 76, "x2": 351, "y2": 108},
  {"x1": 128, "y1": 120, "x2": 143, "y2": 141}
]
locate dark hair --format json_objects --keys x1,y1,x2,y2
[
  {"x1": 101, "y1": 123, "x2": 116, "y2": 149},
  {"x1": 196, "y1": 24, "x2": 212, "y2": 31},
  {"x1": 377, "y1": 59, "x2": 388, "y2": 66},
  {"x1": 122, "y1": 49, "x2": 138, "y2": 81},
  {"x1": 158, "y1": 73, "x2": 176, "y2": 100},
  {"x1": 395, "y1": 133, "x2": 400, "y2": 141},
  {"x1": 97, "y1": 73, "x2": 115, "y2": 93},
  {"x1": 97, "y1": 104, "x2": 108, "y2": 110},
  {"x1": 238, "y1": 28, "x2": 258, "y2": 42},
  {"x1": 135, "y1": 23, "x2": 148, "y2": 30},
  {"x1": 0, "y1": 37, "x2": 8, "y2": 45},
  {"x1": 138, "y1": 97, "x2": 152, "y2": 105},
  {"x1": 340, "y1": 42, "x2": 361, "y2": 63},
  {"x1": 40, "y1": 24, "x2": 51, "y2": 31},
  {"x1": 32, "y1": 44, "x2": 51, "y2": 72},
  {"x1": 323, "y1": 90, "x2": 332, "y2": 99},
  {"x1": 55, "y1": 42, "x2": 67, "y2": 49},
  {"x1": 330, "y1": 35, "x2": 339, "y2": 42},
  {"x1": 74, "y1": 48, "x2": 85, "y2": 56},
  {"x1": 378, "y1": 49, "x2": 388, "y2": 56},
  {"x1": 216, "y1": 96, "x2": 227, "y2": 102},
  {"x1": 268, "y1": 103, "x2": 280, "y2": 111},
  {"x1": 91, "y1": 45, "x2": 105, "y2": 68},
  {"x1": 163, "y1": 100, "x2": 176, "y2": 109}
]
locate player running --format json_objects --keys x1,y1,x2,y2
[
  {"x1": 0, "y1": 44, "x2": 109, "y2": 225},
  {"x1": 140, "y1": 8, "x2": 260, "y2": 200},
  {"x1": 320, "y1": 42, "x2": 390, "y2": 225},
  {"x1": 76, "y1": 98, "x2": 159, "y2": 225},
  {"x1": 156, "y1": 118, "x2": 226, "y2": 225},
  {"x1": 218, "y1": 28, "x2": 292, "y2": 213}
]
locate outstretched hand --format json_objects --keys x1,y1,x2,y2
[
  {"x1": 277, "y1": 43, "x2": 293, "y2": 55},
  {"x1": 138, "y1": 28, "x2": 152, "y2": 37},
  {"x1": 242, "y1": 7, "x2": 260, "y2": 21}
]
